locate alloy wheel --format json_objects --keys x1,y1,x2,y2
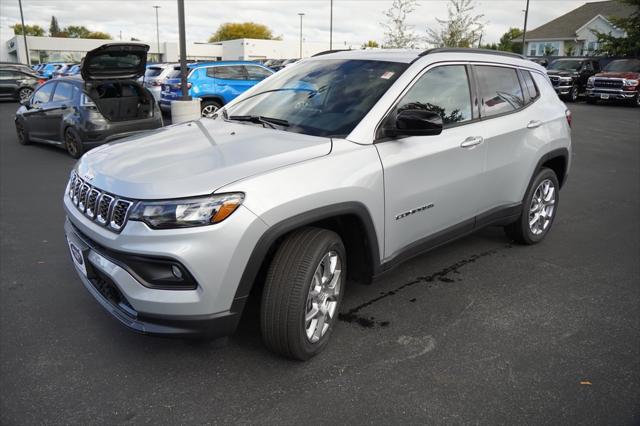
[
  {"x1": 18, "y1": 88, "x2": 33, "y2": 102},
  {"x1": 570, "y1": 86, "x2": 578, "y2": 102},
  {"x1": 529, "y1": 179, "x2": 556, "y2": 235},
  {"x1": 201, "y1": 104, "x2": 218, "y2": 118},
  {"x1": 65, "y1": 129, "x2": 78, "y2": 157},
  {"x1": 305, "y1": 251, "x2": 342, "y2": 343}
]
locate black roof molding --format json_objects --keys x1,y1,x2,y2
[
  {"x1": 311, "y1": 49, "x2": 352, "y2": 57},
  {"x1": 418, "y1": 48, "x2": 525, "y2": 60}
]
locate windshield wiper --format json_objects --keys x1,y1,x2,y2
[{"x1": 228, "y1": 115, "x2": 290, "y2": 129}]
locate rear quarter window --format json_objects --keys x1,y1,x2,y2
[{"x1": 207, "y1": 66, "x2": 246, "y2": 80}]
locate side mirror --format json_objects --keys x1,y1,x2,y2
[{"x1": 385, "y1": 109, "x2": 443, "y2": 138}]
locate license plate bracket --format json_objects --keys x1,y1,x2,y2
[
  {"x1": 66, "y1": 234, "x2": 95, "y2": 278},
  {"x1": 600, "y1": 94, "x2": 610, "y2": 99}
]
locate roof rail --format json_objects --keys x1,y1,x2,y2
[
  {"x1": 311, "y1": 49, "x2": 352, "y2": 57},
  {"x1": 418, "y1": 48, "x2": 525, "y2": 60}
]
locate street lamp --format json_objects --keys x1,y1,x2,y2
[
  {"x1": 298, "y1": 13, "x2": 305, "y2": 58},
  {"x1": 153, "y1": 5, "x2": 161, "y2": 62},
  {"x1": 329, "y1": 0, "x2": 333, "y2": 50},
  {"x1": 521, "y1": 0, "x2": 530, "y2": 55},
  {"x1": 18, "y1": 0, "x2": 30, "y2": 66}
]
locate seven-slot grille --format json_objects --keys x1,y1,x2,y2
[
  {"x1": 594, "y1": 78, "x2": 623, "y2": 89},
  {"x1": 68, "y1": 172, "x2": 134, "y2": 232}
]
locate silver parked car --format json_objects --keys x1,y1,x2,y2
[
  {"x1": 142, "y1": 63, "x2": 179, "y2": 102},
  {"x1": 64, "y1": 48, "x2": 572, "y2": 360}
]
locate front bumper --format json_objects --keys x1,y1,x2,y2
[
  {"x1": 553, "y1": 84, "x2": 573, "y2": 95},
  {"x1": 586, "y1": 88, "x2": 638, "y2": 100},
  {"x1": 64, "y1": 192, "x2": 268, "y2": 337}
]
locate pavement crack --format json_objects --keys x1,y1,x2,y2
[{"x1": 339, "y1": 247, "x2": 503, "y2": 328}]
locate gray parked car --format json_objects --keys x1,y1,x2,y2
[
  {"x1": 142, "y1": 63, "x2": 179, "y2": 102},
  {"x1": 15, "y1": 43, "x2": 162, "y2": 158},
  {"x1": 0, "y1": 66, "x2": 41, "y2": 102},
  {"x1": 64, "y1": 48, "x2": 572, "y2": 359}
]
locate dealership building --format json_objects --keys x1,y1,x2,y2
[{"x1": 2, "y1": 35, "x2": 329, "y2": 64}]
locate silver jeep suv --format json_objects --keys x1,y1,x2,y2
[{"x1": 64, "y1": 49, "x2": 572, "y2": 360}]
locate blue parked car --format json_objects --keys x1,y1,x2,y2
[
  {"x1": 38, "y1": 62, "x2": 75, "y2": 79},
  {"x1": 160, "y1": 61, "x2": 274, "y2": 117}
]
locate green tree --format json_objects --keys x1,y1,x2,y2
[
  {"x1": 65, "y1": 25, "x2": 91, "y2": 38},
  {"x1": 49, "y1": 16, "x2": 65, "y2": 37},
  {"x1": 426, "y1": 0, "x2": 485, "y2": 48},
  {"x1": 497, "y1": 27, "x2": 523, "y2": 53},
  {"x1": 592, "y1": 0, "x2": 640, "y2": 56},
  {"x1": 381, "y1": 0, "x2": 421, "y2": 48},
  {"x1": 87, "y1": 31, "x2": 111, "y2": 40},
  {"x1": 362, "y1": 40, "x2": 380, "y2": 48},
  {"x1": 208, "y1": 22, "x2": 276, "y2": 42},
  {"x1": 11, "y1": 23, "x2": 45, "y2": 36}
]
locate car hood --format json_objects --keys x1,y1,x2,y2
[
  {"x1": 75, "y1": 119, "x2": 332, "y2": 199},
  {"x1": 594, "y1": 71, "x2": 640, "y2": 79}
]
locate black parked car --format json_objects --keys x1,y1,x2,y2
[
  {"x1": 0, "y1": 66, "x2": 42, "y2": 102},
  {"x1": 15, "y1": 43, "x2": 163, "y2": 158},
  {"x1": 546, "y1": 58, "x2": 600, "y2": 102}
]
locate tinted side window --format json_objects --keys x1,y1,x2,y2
[
  {"x1": 475, "y1": 66, "x2": 524, "y2": 117},
  {"x1": 52, "y1": 82, "x2": 75, "y2": 102},
  {"x1": 245, "y1": 66, "x2": 272, "y2": 81},
  {"x1": 395, "y1": 65, "x2": 472, "y2": 126},
  {"x1": 33, "y1": 83, "x2": 54, "y2": 104},
  {"x1": 212, "y1": 66, "x2": 246, "y2": 80},
  {"x1": 520, "y1": 70, "x2": 539, "y2": 103}
]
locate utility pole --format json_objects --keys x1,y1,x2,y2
[
  {"x1": 298, "y1": 13, "x2": 305, "y2": 58},
  {"x1": 153, "y1": 5, "x2": 161, "y2": 62},
  {"x1": 329, "y1": 0, "x2": 333, "y2": 50},
  {"x1": 521, "y1": 0, "x2": 530, "y2": 55},
  {"x1": 18, "y1": 0, "x2": 30, "y2": 66},
  {"x1": 177, "y1": 0, "x2": 190, "y2": 100}
]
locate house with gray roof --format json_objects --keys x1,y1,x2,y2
[{"x1": 524, "y1": 0, "x2": 634, "y2": 56}]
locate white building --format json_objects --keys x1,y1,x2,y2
[
  {"x1": 2, "y1": 34, "x2": 329, "y2": 64},
  {"x1": 524, "y1": 0, "x2": 633, "y2": 57}
]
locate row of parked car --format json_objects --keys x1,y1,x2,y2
[{"x1": 533, "y1": 57, "x2": 640, "y2": 106}]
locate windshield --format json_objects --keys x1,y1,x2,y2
[
  {"x1": 145, "y1": 67, "x2": 164, "y2": 77},
  {"x1": 548, "y1": 60, "x2": 582, "y2": 71},
  {"x1": 604, "y1": 59, "x2": 640, "y2": 72},
  {"x1": 223, "y1": 59, "x2": 408, "y2": 137}
]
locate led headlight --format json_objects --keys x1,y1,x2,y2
[
  {"x1": 129, "y1": 193, "x2": 244, "y2": 229},
  {"x1": 623, "y1": 79, "x2": 639, "y2": 86}
]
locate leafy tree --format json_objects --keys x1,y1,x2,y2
[
  {"x1": 426, "y1": 0, "x2": 485, "y2": 48},
  {"x1": 87, "y1": 31, "x2": 111, "y2": 40},
  {"x1": 65, "y1": 25, "x2": 91, "y2": 38},
  {"x1": 49, "y1": 16, "x2": 64, "y2": 37},
  {"x1": 208, "y1": 22, "x2": 276, "y2": 42},
  {"x1": 593, "y1": 0, "x2": 640, "y2": 56},
  {"x1": 381, "y1": 0, "x2": 422, "y2": 48},
  {"x1": 543, "y1": 44, "x2": 557, "y2": 56},
  {"x1": 362, "y1": 40, "x2": 380, "y2": 48},
  {"x1": 11, "y1": 23, "x2": 45, "y2": 36},
  {"x1": 497, "y1": 27, "x2": 523, "y2": 53}
]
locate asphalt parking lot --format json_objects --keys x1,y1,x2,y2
[{"x1": 0, "y1": 100, "x2": 638, "y2": 425}]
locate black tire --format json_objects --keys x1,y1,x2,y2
[
  {"x1": 630, "y1": 93, "x2": 640, "y2": 108},
  {"x1": 261, "y1": 227, "x2": 346, "y2": 360},
  {"x1": 15, "y1": 120, "x2": 30, "y2": 145},
  {"x1": 64, "y1": 127, "x2": 84, "y2": 159},
  {"x1": 568, "y1": 85, "x2": 579, "y2": 102},
  {"x1": 200, "y1": 100, "x2": 222, "y2": 118},
  {"x1": 586, "y1": 97, "x2": 597, "y2": 105},
  {"x1": 505, "y1": 168, "x2": 560, "y2": 245},
  {"x1": 17, "y1": 87, "x2": 33, "y2": 103}
]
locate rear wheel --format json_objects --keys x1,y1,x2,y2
[
  {"x1": 64, "y1": 127, "x2": 84, "y2": 159},
  {"x1": 201, "y1": 100, "x2": 222, "y2": 118},
  {"x1": 15, "y1": 120, "x2": 30, "y2": 145},
  {"x1": 261, "y1": 227, "x2": 346, "y2": 360},
  {"x1": 568, "y1": 85, "x2": 579, "y2": 102},
  {"x1": 18, "y1": 87, "x2": 33, "y2": 103},
  {"x1": 505, "y1": 168, "x2": 560, "y2": 245}
]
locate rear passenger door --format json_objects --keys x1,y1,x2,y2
[
  {"x1": 212, "y1": 65, "x2": 252, "y2": 103},
  {"x1": 46, "y1": 81, "x2": 77, "y2": 141},
  {"x1": 473, "y1": 65, "x2": 542, "y2": 217},
  {"x1": 376, "y1": 64, "x2": 487, "y2": 260}
]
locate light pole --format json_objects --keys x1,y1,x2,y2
[
  {"x1": 18, "y1": 0, "x2": 30, "y2": 66},
  {"x1": 298, "y1": 13, "x2": 305, "y2": 58},
  {"x1": 177, "y1": 0, "x2": 190, "y2": 100},
  {"x1": 153, "y1": 5, "x2": 161, "y2": 62},
  {"x1": 521, "y1": 0, "x2": 530, "y2": 55},
  {"x1": 329, "y1": 0, "x2": 333, "y2": 50}
]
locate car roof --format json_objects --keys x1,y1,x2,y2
[{"x1": 188, "y1": 61, "x2": 269, "y2": 68}]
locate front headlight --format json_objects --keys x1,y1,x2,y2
[
  {"x1": 623, "y1": 79, "x2": 639, "y2": 86},
  {"x1": 129, "y1": 193, "x2": 244, "y2": 229},
  {"x1": 588, "y1": 76, "x2": 595, "y2": 84}
]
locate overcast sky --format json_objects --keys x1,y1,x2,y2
[{"x1": 1, "y1": 0, "x2": 588, "y2": 47}]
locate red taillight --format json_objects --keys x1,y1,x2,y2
[
  {"x1": 37, "y1": 79, "x2": 46, "y2": 85},
  {"x1": 565, "y1": 109, "x2": 572, "y2": 128}
]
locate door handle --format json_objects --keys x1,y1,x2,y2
[
  {"x1": 460, "y1": 136, "x2": 484, "y2": 148},
  {"x1": 527, "y1": 120, "x2": 542, "y2": 129}
]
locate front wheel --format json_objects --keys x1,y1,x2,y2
[
  {"x1": 201, "y1": 100, "x2": 222, "y2": 118},
  {"x1": 18, "y1": 87, "x2": 33, "y2": 103},
  {"x1": 15, "y1": 120, "x2": 30, "y2": 145},
  {"x1": 64, "y1": 127, "x2": 84, "y2": 159},
  {"x1": 261, "y1": 227, "x2": 346, "y2": 360},
  {"x1": 505, "y1": 168, "x2": 560, "y2": 245}
]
